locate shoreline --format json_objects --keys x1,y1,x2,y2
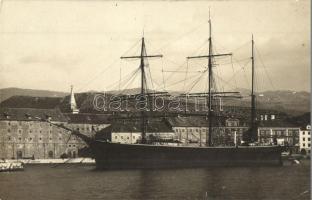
[{"x1": 2, "y1": 158, "x2": 95, "y2": 165}]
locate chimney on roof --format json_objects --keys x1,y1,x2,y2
[{"x1": 70, "y1": 85, "x2": 79, "y2": 114}]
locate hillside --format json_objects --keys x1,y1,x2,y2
[
  {"x1": 0, "y1": 87, "x2": 67, "y2": 102},
  {"x1": 0, "y1": 87, "x2": 309, "y2": 116}
]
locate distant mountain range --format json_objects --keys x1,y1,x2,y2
[
  {"x1": 0, "y1": 87, "x2": 67, "y2": 102},
  {"x1": 0, "y1": 87, "x2": 310, "y2": 116}
]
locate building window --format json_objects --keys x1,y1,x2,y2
[
  {"x1": 18, "y1": 137, "x2": 22, "y2": 141},
  {"x1": 73, "y1": 145, "x2": 76, "y2": 147},
  {"x1": 121, "y1": 136, "x2": 124, "y2": 139},
  {"x1": 115, "y1": 136, "x2": 118, "y2": 139},
  {"x1": 308, "y1": 144, "x2": 311, "y2": 147},
  {"x1": 59, "y1": 138, "x2": 62, "y2": 140},
  {"x1": 49, "y1": 138, "x2": 52, "y2": 141},
  {"x1": 308, "y1": 138, "x2": 311, "y2": 141},
  {"x1": 303, "y1": 132, "x2": 305, "y2": 135},
  {"x1": 127, "y1": 137, "x2": 129, "y2": 140},
  {"x1": 8, "y1": 136, "x2": 11, "y2": 141},
  {"x1": 69, "y1": 145, "x2": 71, "y2": 147},
  {"x1": 303, "y1": 144, "x2": 305, "y2": 147},
  {"x1": 133, "y1": 136, "x2": 135, "y2": 139},
  {"x1": 29, "y1": 137, "x2": 32, "y2": 141},
  {"x1": 303, "y1": 138, "x2": 305, "y2": 141},
  {"x1": 29, "y1": 130, "x2": 32, "y2": 133},
  {"x1": 7, "y1": 129, "x2": 10, "y2": 133}
]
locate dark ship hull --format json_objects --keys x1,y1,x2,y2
[{"x1": 91, "y1": 140, "x2": 282, "y2": 169}]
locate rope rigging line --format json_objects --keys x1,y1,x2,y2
[
  {"x1": 164, "y1": 72, "x2": 202, "y2": 89},
  {"x1": 120, "y1": 38, "x2": 142, "y2": 57},
  {"x1": 212, "y1": 39, "x2": 250, "y2": 55},
  {"x1": 115, "y1": 68, "x2": 140, "y2": 90},
  {"x1": 230, "y1": 55, "x2": 238, "y2": 90},
  {"x1": 153, "y1": 78, "x2": 170, "y2": 93},
  {"x1": 213, "y1": 57, "x2": 250, "y2": 66},
  {"x1": 105, "y1": 67, "x2": 140, "y2": 92},
  {"x1": 76, "y1": 57, "x2": 121, "y2": 92},
  {"x1": 161, "y1": 60, "x2": 187, "y2": 85},
  {"x1": 119, "y1": 60, "x2": 122, "y2": 91},
  {"x1": 255, "y1": 45, "x2": 276, "y2": 91},
  {"x1": 241, "y1": 64, "x2": 251, "y2": 91},
  {"x1": 161, "y1": 38, "x2": 208, "y2": 84},
  {"x1": 154, "y1": 21, "x2": 208, "y2": 52},
  {"x1": 161, "y1": 58, "x2": 166, "y2": 91},
  {"x1": 183, "y1": 59, "x2": 190, "y2": 91},
  {"x1": 119, "y1": 67, "x2": 141, "y2": 91},
  {"x1": 229, "y1": 57, "x2": 252, "y2": 92},
  {"x1": 213, "y1": 71, "x2": 242, "y2": 91},
  {"x1": 115, "y1": 68, "x2": 141, "y2": 96},
  {"x1": 76, "y1": 38, "x2": 142, "y2": 93},
  {"x1": 214, "y1": 63, "x2": 223, "y2": 93},
  {"x1": 145, "y1": 57, "x2": 156, "y2": 92},
  {"x1": 186, "y1": 70, "x2": 207, "y2": 93}
]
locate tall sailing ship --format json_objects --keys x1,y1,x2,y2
[{"x1": 41, "y1": 18, "x2": 283, "y2": 169}]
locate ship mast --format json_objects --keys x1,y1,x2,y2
[
  {"x1": 250, "y1": 35, "x2": 256, "y2": 142},
  {"x1": 187, "y1": 18, "x2": 232, "y2": 146},
  {"x1": 207, "y1": 18, "x2": 213, "y2": 147},
  {"x1": 121, "y1": 37, "x2": 163, "y2": 144}
]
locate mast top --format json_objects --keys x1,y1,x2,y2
[{"x1": 209, "y1": 7, "x2": 211, "y2": 21}]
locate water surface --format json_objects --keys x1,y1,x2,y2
[{"x1": 0, "y1": 162, "x2": 310, "y2": 200}]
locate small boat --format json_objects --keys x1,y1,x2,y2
[{"x1": 0, "y1": 160, "x2": 24, "y2": 172}]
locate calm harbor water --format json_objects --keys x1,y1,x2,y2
[{"x1": 0, "y1": 162, "x2": 310, "y2": 200}]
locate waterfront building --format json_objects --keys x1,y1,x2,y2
[
  {"x1": 166, "y1": 116, "x2": 249, "y2": 146},
  {"x1": 64, "y1": 113, "x2": 110, "y2": 138},
  {"x1": 63, "y1": 86, "x2": 111, "y2": 137},
  {"x1": 0, "y1": 107, "x2": 83, "y2": 159},
  {"x1": 257, "y1": 120, "x2": 300, "y2": 152},
  {"x1": 97, "y1": 120, "x2": 175, "y2": 144},
  {"x1": 299, "y1": 125, "x2": 311, "y2": 155}
]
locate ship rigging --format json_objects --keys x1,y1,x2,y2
[{"x1": 33, "y1": 16, "x2": 283, "y2": 169}]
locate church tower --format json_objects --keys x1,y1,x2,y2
[{"x1": 70, "y1": 85, "x2": 79, "y2": 114}]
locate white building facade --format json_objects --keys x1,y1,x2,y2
[{"x1": 299, "y1": 125, "x2": 311, "y2": 155}]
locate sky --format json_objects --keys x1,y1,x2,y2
[{"x1": 0, "y1": 0, "x2": 310, "y2": 93}]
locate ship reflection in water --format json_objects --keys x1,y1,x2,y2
[{"x1": 0, "y1": 163, "x2": 310, "y2": 200}]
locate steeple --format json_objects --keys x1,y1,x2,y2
[{"x1": 70, "y1": 85, "x2": 79, "y2": 114}]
